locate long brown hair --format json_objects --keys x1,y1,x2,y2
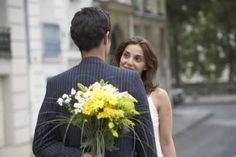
[{"x1": 113, "y1": 36, "x2": 159, "y2": 94}]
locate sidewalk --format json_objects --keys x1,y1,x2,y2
[
  {"x1": 0, "y1": 143, "x2": 32, "y2": 157},
  {"x1": 185, "y1": 94, "x2": 236, "y2": 104},
  {"x1": 173, "y1": 108, "x2": 213, "y2": 136},
  {"x1": 173, "y1": 94, "x2": 236, "y2": 137}
]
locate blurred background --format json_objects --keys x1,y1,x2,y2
[{"x1": 0, "y1": 0, "x2": 235, "y2": 157}]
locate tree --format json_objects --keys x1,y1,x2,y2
[
  {"x1": 166, "y1": 0, "x2": 236, "y2": 84},
  {"x1": 211, "y1": 0, "x2": 236, "y2": 83},
  {"x1": 166, "y1": 0, "x2": 212, "y2": 85}
]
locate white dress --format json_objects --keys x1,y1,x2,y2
[{"x1": 148, "y1": 96, "x2": 163, "y2": 157}]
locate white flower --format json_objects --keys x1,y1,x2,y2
[
  {"x1": 78, "y1": 98, "x2": 86, "y2": 104},
  {"x1": 83, "y1": 91, "x2": 91, "y2": 99},
  {"x1": 62, "y1": 94, "x2": 69, "y2": 99},
  {"x1": 89, "y1": 82, "x2": 101, "y2": 90},
  {"x1": 71, "y1": 88, "x2": 76, "y2": 95},
  {"x1": 65, "y1": 97, "x2": 71, "y2": 104},
  {"x1": 103, "y1": 84, "x2": 118, "y2": 93},
  {"x1": 57, "y1": 98, "x2": 63, "y2": 106},
  {"x1": 74, "y1": 108, "x2": 82, "y2": 114},
  {"x1": 74, "y1": 102, "x2": 83, "y2": 109},
  {"x1": 119, "y1": 91, "x2": 128, "y2": 96},
  {"x1": 74, "y1": 103, "x2": 84, "y2": 114},
  {"x1": 119, "y1": 91, "x2": 136, "y2": 101},
  {"x1": 75, "y1": 91, "x2": 82, "y2": 101}
]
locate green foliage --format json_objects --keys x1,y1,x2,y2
[
  {"x1": 166, "y1": 0, "x2": 236, "y2": 82},
  {"x1": 77, "y1": 83, "x2": 87, "y2": 92}
]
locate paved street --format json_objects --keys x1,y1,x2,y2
[{"x1": 174, "y1": 101, "x2": 236, "y2": 157}]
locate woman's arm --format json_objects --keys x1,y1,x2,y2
[
  {"x1": 153, "y1": 88, "x2": 176, "y2": 157},
  {"x1": 130, "y1": 73, "x2": 157, "y2": 157}
]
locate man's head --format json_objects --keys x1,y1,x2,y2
[{"x1": 70, "y1": 7, "x2": 111, "y2": 52}]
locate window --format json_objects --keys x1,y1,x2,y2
[
  {"x1": 0, "y1": 26, "x2": 11, "y2": 58},
  {"x1": 42, "y1": 23, "x2": 61, "y2": 56}
]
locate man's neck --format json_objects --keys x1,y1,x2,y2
[{"x1": 81, "y1": 47, "x2": 106, "y2": 61}]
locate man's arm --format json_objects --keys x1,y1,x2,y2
[
  {"x1": 32, "y1": 79, "x2": 83, "y2": 157},
  {"x1": 129, "y1": 73, "x2": 157, "y2": 157}
]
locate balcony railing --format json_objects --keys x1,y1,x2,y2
[{"x1": 0, "y1": 26, "x2": 11, "y2": 58}]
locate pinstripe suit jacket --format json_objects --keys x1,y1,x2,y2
[{"x1": 33, "y1": 57, "x2": 157, "y2": 157}]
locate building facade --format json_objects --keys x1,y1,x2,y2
[
  {"x1": 0, "y1": 0, "x2": 171, "y2": 156},
  {"x1": 27, "y1": 0, "x2": 93, "y2": 138},
  {"x1": 0, "y1": 0, "x2": 30, "y2": 147},
  {"x1": 0, "y1": 0, "x2": 93, "y2": 155},
  {"x1": 98, "y1": 0, "x2": 171, "y2": 91}
]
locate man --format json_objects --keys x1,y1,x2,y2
[{"x1": 32, "y1": 7, "x2": 157, "y2": 157}]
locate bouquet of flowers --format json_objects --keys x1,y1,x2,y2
[{"x1": 56, "y1": 80, "x2": 139, "y2": 156}]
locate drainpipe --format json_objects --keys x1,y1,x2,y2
[
  {"x1": 24, "y1": 0, "x2": 33, "y2": 143},
  {"x1": 24, "y1": 0, "x2": 30, "y2": 64}
]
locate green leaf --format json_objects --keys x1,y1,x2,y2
[
  {"x1": 77, "y1": 83, "x2": 87, "y2": 92},
  {"x1": 99, "y1": 79, "x2": 105, "y2": 86}
]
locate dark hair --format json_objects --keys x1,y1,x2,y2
[
  {"x1": 114, "y1": 36, "x2": 158, "y2": 94},
  {"x1": 70, "y1": 7, "x2": 111, "y2": 51}
]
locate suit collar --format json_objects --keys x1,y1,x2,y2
[{"x1": 80, "y1": 57, "x2": 105, "y2": 64}]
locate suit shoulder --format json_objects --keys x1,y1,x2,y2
[
  {"x1": 109, "y1": 65, "x2": 139, "y2": 78},
  {"x1": 47, "y1": 66, "x2": 77, "y2": 83}
]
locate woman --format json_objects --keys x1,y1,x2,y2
[{"x1": 113, "y1": 36, "x2": 176, "y2": 157}]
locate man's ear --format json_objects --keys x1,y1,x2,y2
[{"x1": 104, "y1": 31, "x2": 110, "y2": 45}]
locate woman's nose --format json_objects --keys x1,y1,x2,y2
[{"x1": 126, "y1": 58, "x2": 133, "y2": 65}]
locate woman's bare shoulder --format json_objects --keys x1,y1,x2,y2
[
  {"x1": 151, "y1": 87, "x2": 171, "y2": 109},
  {"x1": 152, "y1": 87, "x2": 169, "y2": 100}
]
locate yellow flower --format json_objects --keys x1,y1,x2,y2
[
  {"x1": 108, "y1": 97, "x2": 118, "y2": 106},
  {"x1": 97, "y1": 108, "x2": 124, "y2": 119},
  {"x1": 111, "y1": 130, "x2": 118, "y2": 137},
  {"x1": 108, "y1": 122, "x2": 114, "y2": 129},
  {"x1": 121, "y1": 119, "x2": 135, "y2": 126},
  {"x1": 82, "y1": 99, "x2": 104, "y2": 116}
]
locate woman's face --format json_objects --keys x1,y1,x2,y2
[{"x1": 119, "y1": 44, "x2": 146, "y2": 75}]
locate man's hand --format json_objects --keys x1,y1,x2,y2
[
  {"x1": 82, "y1": 153, "x2": 102, "y2": 157},
  {"x1": 82, "y1": 153, "x2": 93, "y2": 157}
]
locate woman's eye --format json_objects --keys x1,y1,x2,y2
[
  {"x1": 135, "y1": 57, "x2": 142, "y2": 62},
  {"x1": 123, "y1": 52, "x2": 129, "y2": 58}
]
